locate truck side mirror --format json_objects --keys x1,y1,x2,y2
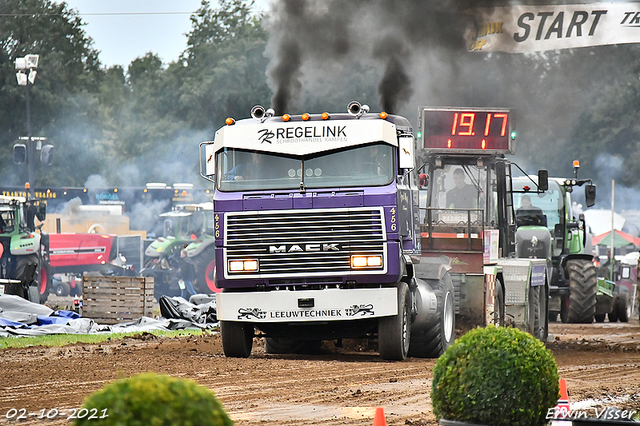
[
  {"x1": 585, "y1": 184, "x2": 596, "y2": 207},
  {"x1": 13, "y1": 144, "x2": 27, "y2": 164},
  {"x1": 36, "y1": 203, "x2": 46, "y2": 221},
  {"x1": 199, "y1": 141, "x2": 216, "y2": 183},
  {"x1": 537, "y1": 169, "x2": 548, "y2": 191},
  {"x1": 40, "y1": 144, "x2": 54, "y2": 166}
]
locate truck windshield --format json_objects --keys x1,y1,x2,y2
[{"x1": 216, "y1": 144, "x2": 394, "y2": 191}]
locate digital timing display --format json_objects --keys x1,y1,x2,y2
[{"x1": 419, "y1": 108, "x2": 514, "y2": 154}]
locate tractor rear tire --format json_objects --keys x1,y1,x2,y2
[
  {"x1": 220, "y1": 321, "x2": 254, "y2": 358},
  {"x1": 566, "y1": 260, "x2": 597, "y2": 323},
  {"x1": 378, "y1": 282, "x2": 411, "y2": 360},
  {"x1": 16, "y1": 255, "x2": 42, "y2": 303},
  {"x1": 408, "y1": 276, "x2": 455, "y2": 358}
]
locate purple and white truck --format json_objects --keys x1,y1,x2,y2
[{"x1": 199, "y1": 102, "x2": 546, "y2": 359}]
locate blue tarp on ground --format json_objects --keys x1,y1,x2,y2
[{"x1": 0, "y1": 294, "x2": 217, "y2": 337}]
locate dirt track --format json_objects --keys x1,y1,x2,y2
[{"x1": 1, "y1": 321, "x2": 640, "y2": 426}]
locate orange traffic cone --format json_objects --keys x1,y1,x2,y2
[
  {"x1": 373, "y1": 407, "x2": 388, "y2": 426},
  {"x1": 552, "y1": 378, "x2": 571, "y2": 420}
]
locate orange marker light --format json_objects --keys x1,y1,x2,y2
[
  {"x1": 302, "y1": 113, "x2": 310, "y2": 121},
  {"x1": 573, "y1": 160, "x2": 580, "y2": 168},
  {"x1": 379, "y1": 111, "x2": 388, "y2": 119},
  {"x1": 282, "y1": 114, "x2": 290, "y2": 122},
  {"x1": 225, "y1": 117, "x2": 235, "y2": 125},
  {"x1": 24, "y1": 182, "x2": 30, "y2": 190},
  {"x1": 321, "y1": 112, "x2": 329, "y2": 120}
]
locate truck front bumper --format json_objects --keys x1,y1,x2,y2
[{"x1": 217, "y1": 287, "x2": 398, "y2": 323}]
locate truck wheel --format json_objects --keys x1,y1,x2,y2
[
  {"x1": 220, "y1": 321, "x2": 254, "y2": 358},
  {"x1": 566, "y1": 260, "x2": 597, "y2": 323},
  {"x1": 264, "y1": 338, "x2": 322, "y2": 354},
  {"x1": 608, "y1": 305, "x2": 619, "y2": 323},
  {"x1": 616, "y1": 290, "x2": 631, "y2": 323},
  {"x1": 594, "y1": 314, "x2": 606, "y2": 322},
  {"x1": 378, "y1": 282, "x2": 411, "y2": 360},
  {"x1": 408, "y1": 277, "x2": 455, "y2": 358}
]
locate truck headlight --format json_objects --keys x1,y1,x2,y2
[
  {"x1": 228, "y1": 259, "x2": 259, "y2": 272},
  {"x1": 351, "y1": 255, "x2": 383, "y2": 268}
]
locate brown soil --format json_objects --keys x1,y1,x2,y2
[{"x1": 1, "y1": 321, "x2": 639, "y2": 426}]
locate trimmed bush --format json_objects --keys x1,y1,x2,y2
[
  {"x1": 73, "y1": 372, "x2": 233, "y2": 426},
  {"x1": 431, "y1": 326, "x2": 559, "y2": 426}
]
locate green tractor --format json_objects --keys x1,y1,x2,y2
[
  {"x1": 142, "y1": 202, "x2": 215, "y2": 299},
  {"x1": 0, "y1": 195, "x2": 50, "y2": 303},
  {"x1": 513, "y1": 162, "x2": 598, "y2": 323}
]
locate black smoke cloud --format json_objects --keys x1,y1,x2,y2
[{"x1": 264, "y1": 0, "x2": 471, "y2": 114}]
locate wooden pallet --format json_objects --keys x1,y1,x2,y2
[{"x1": 82, "y1": 276, "x2": 155, "y2": 324}]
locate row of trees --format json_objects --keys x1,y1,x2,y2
[{"x1": 2, "y1": 0, "x2": 640, "y2": 200}]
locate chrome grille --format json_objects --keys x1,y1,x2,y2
[{"x1": 224, "y1": 208, "x2": 386, "y2": 277}]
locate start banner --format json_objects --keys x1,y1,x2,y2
[{"x1": 467, "y1": 2, "x2": 640, "y2": 53}]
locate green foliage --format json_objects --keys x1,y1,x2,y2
[
  {"x1": 431, "y1": 326, "x2": 559, "y2": 426},
  {"x1": 74, "y1": 372, "x2": 233, "y2": 426}
]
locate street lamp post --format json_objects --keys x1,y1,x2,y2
[{"x1": 15, "y1": 54, "x2": 39, "y2": 198}]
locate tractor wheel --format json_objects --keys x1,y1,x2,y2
[
  {"x1": 54, "y1": 281, "x2": 71, "y2": 297},
  {"x1": 16, "y1": 255, "x2": 42, "y2": 303},
  {"x1": 264, "y1": 338, "x2": 322, "y2": 354},
  {"x1": 378, "y1": 282, "x2": 411, "y2": 360},
  {"x1": 560, "y1": 295, "x2": 570, "y2": 323},
  {"x1": 594, "y1": 314, "x2": 606, "y2": 323},
  {"x1": 39, "y1": 263, "x2": 50, "y2": 303},
  {"x1": 220, "y1": 321, "x2": 254, "y2": 358},
  {"x1": 566, "y1": 260, "x2": 597, "y2": 323},
  {"x1": 608, "y1": 306, "x2": 619, "y2": 323},
  {"x1": 616, "y1": 289, "x2": 631, "y2": 323},
  {"x1": 192, "y1": 246, "x2": 217, "y2": 294},
  {"x1": 408, "y1": 276, "x2": 455, "y2": 358},
  {"x1": 493, "y1": 279, "x2": 505, "y2": 327},
  {"x1": 527, "y1": 284, "x2": 547, "y2": 341}
]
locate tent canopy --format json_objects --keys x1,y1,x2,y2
[{"x1": 592, "y1": 229, "x2": 640, "y2": 248}]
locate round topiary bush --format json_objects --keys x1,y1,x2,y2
[
  {"x1": 431, "y1": 326, "x2": 559, "y2": 426},
  {"x1": 73, "y1": 372, "x2": 233, "y2": 426}
]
